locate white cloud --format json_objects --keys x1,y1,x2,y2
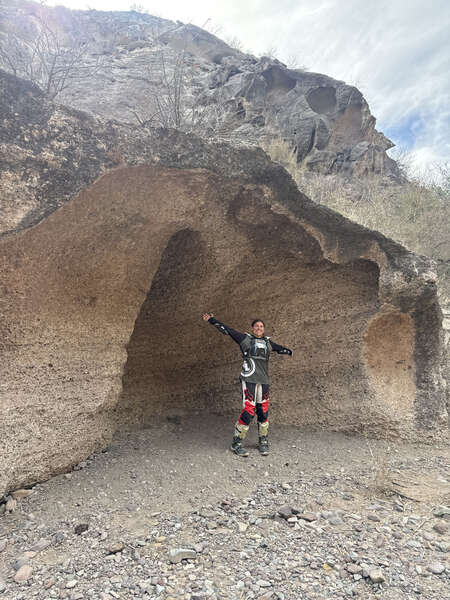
[{"x1": 48, "y1": 0, "x2": 450, "y2": 172}]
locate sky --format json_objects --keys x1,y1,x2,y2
[{"x1": 48, "y1": 0, "x2": 450, "y2": 177}]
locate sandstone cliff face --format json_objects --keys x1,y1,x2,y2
[
  {"x1": 1, "y1": 1, "x2": 399, "y2": 180},
  {"x1": 0, "y1": 70, "x2": 447, "y2": 497}
]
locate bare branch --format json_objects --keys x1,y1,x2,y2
[{"x1": 0, "y1": 8, "x2": 104, "y2": 100}]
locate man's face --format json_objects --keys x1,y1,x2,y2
[{"x1": 252, "y1": 321, "x2": 265, "y2": 338}]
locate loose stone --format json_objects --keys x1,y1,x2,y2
[
  {"x1": 346, "y1": 564, "x2": 362, "y2": 574},
  {"x1": 367, "y1": 514, "x2": 381, "y2": 522},
  {"x1": 74, "y1": 524, "x2": 89, "y2": 535},
  {"x1": 298, "y1": 512, "x2": 317, "y2": 522},
  {"x1": 433, "y1": 506, "x2": 450, "y2": 518},
  {"x1": 277, "y1": 505, "x2": 292, "y2": 520},
  {"x1": 168, "y1": 548, "x2": 197, "y2": 564},
  {"x1": 13, "y1": 552, "x2": 35, "y2": 571},
  {"x1": 433, "y1": 521, "x2": 448, "y2": 535},
  {"x1": 107, "y1": 542, "x2": 125, "y2": 554},
  {"x1": 368, "y1": 568, "x2": 385, "y2": 583},
  {"x1": 427, "y1": 562, "x2": 445, "y2": 575},
  {"x1": 14, "y1": 565, "x2": 33, "y2": 583},
  {"x1": 30, "y1": 538, "x2": 51, "y2": 552}
]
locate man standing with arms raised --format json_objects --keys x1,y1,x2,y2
[{"x1": 202, "y1": 313, "x2": 292, "y2": 457}]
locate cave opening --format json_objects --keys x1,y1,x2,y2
[{"x1": 116, "y1": 215, "x2": 381, "y2": 434}]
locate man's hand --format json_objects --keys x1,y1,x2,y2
[{"x1": 202, "y1": 313, "x2": 213, "y2": 321}]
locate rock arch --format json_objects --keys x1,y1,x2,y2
[{"x1": 0, "y1": 73, "x2": 447, "y2": 496}]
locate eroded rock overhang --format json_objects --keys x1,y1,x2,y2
[{"x1": 0, "y1": 71, "x2": 447, "y2": 497}]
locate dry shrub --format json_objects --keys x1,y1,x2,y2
[
  {"x1": 263, "y1": 138, "x2": 450, "y2": 304},
  {"x1": 372, "y1": 455, "x2": 393, "y2": 496},
  {"x1": 364, "y1": 436, "x2": 394, "y2": 497}
]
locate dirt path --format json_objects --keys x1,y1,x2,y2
[{"x1": 1, "y1": 417, "x2": 449, "y2": 599}]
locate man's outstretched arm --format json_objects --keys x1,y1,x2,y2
[
  {"x1": 202, "y1": 313, "x2": 247, "y2": 345},
  {"x1": 270, "y1": 340, "x2": 293, "y2": 356}
]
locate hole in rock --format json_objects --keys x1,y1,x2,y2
[
  {"x1": 306, "y1": 86, "x2": 337, "y2": 114},
  {"x1": 261, "y1": 66, "x2": 296, "y2": 100},
  {"x1": 364, "y1": 311, "x2": 415, "y2": 417},
  {"x1": 117, "y1": 227, "x2": 211, "y2": 429}
]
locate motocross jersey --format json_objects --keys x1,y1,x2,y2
[{"x1": 208, "y1": 317, "x2": 292, "y2": 384}]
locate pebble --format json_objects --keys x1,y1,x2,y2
[
  {"x1": 328, "y1": 515, "x2": 344, "y2": 526},
  {"x1": 407, "y1": 539, "x2": 422, "y2": 549},
  {"x1": 433, "y1": 521, "x2": 448, "y2": 535},
  {"x1": 44, "y1": 577, "x2": 56, "y2": 589},
  {"x1": 66, "y1": 579, "x2": 77, "y2": 588},
  {"x1": 74, "y1": 524, "x2": 89, "y2": 535},
  {"x1": 367, "y1": 513, "x2": 381, "y2": 522},
  {"x1": 13, "y1": 552, "x2": 36, "y2": 571},
  {"x1": 14, "y1": 565, "x2": 33, "y2": 583},
  {"x1": 298, "y1": 512, "x2": 317, "y2": 522},
  {"x1": 107, "y1": 542, "x2": 125, "y2": 554},
  {"x1": 435, "y1": 541, "x2": 449, "y2": 552},
  {"x1": 368, "y1": 568, "x2": 385, "y2": 583},
  {"x1": 30, "y1": 538, "x2": 51, "y2": 552},
  {"x1": 168, "y1": 548, "x2": 197, "y2": 564},
  {"x1": 277, "y1": 505, "x2": 292, "y2": 519},
  {"x1": 427, "y1": 562, "x2": 445, "y2": 574},
  {"x1": 0, "y1": 578, "x2": 5, "y2": 593},
  {"x1": 433, "y1": 506, "x2": 450, "y2": 517},
  {"x1": 346, "y1": 564, "x2": 362, "y2": 574}
]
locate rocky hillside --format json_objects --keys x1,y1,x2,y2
[{"x1": 0, "y1": 0, "x2": 400, "y2": 180}]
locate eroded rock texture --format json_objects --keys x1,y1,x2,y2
[
  {"x1": 0, "y1": 1, "x2": 399, "y2": 179},
  {"x1": 0, "y1": 69, "x2": 447, "y2": 497}
]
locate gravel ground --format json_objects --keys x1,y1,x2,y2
[{"x1": 1, "y1": 416, "x2": 449, "y2": 600}]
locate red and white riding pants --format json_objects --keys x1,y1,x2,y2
[{"x1": 234, "y1": 381, "x2": 269, "y2": 439}]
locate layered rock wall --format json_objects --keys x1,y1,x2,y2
[{"x1": 0, "y1": 1, "x2": 399, "y2": 179}]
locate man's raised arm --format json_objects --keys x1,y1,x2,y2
[
  {"x1": 202, "y1": 313, "x2": 246, "y2": 345},
  {"x1": 270, "y1": 340, "x2": 293, "y2": 356}
]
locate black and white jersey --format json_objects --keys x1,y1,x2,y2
[{"x1": 208, "y1": 317, "x2": 292, "y2": 384}]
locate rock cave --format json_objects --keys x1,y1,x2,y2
[{"x1": 0, "y1": 71, "x2": 447, "y2": 497}]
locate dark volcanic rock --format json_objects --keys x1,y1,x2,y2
[{"x1": 1, "y1": 1, "x2": 400, "y2": 181}]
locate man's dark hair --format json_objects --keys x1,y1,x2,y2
[{"x1": 251, "y1": 319, "x2": 265, "y2": 327}]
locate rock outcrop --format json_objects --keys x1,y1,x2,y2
[
  {"x1": 0, "y1": 1, "x2": 400, "y2": 179},
  {"x1": 0, "y1": 69, "x2": 447, "y2": 497}
]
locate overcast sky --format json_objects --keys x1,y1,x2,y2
[{"x1": 49, "y1": 0, "x2": 449, "y2": 175}]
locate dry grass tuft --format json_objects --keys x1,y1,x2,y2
[{"x1": 263, "y1": 137, "x2": 450, "y2": 304}]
